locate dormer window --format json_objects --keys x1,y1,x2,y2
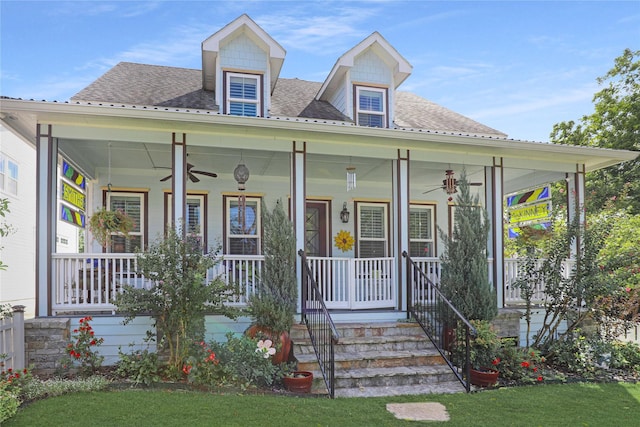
[
  {"x1": 225, "y1": 72, "x2": 263, "y2": 117},
  {"x1": 356, "y1": 86, "x2": 387, "y2": 128}
]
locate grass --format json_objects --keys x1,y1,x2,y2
[{"x1": 5, "y1": 382, "x2": 640, "y2": 426}]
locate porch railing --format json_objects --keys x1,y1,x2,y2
[
  {"x1": 403, "y1": 251, "x2": 473, "y2": 392},
  {"x1": 299, "y1": 250, "x2": 339, "y2": 399},
  {"x1": 305, "y1": 256, "x2": 395, "y2": 309},
  {"x1": 51, "y1": 253, "x2": 578, "y2": 313},
  {"x1": 51, "y1": 253, "x2": 264, "y2": 314},
  {"x1": 504, "y1": 258, "x2": 576, "y2": 305}
]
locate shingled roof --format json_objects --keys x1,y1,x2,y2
[{"x1": 72, "y1": 62, "x2": 507, "y2": 137}]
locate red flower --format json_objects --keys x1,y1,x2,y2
[
  {"x1": 90, "y1": 340, "x2": 97, "y2": 346},
  {"x1": 537, "y1": 376, "x2": 543, "y2": 382},
  {"x1": 492, "y1": 358, "x2": 500, "y2": 365},
  {"x1": 182, "y1": 365, "x2": 192, "y2": 375},
  {"x1": 533, "y1": 367, "x2": 538, "y2": 372},
  {"x1": 521, "y1": 361, "x2": 530, "y2": 368}
]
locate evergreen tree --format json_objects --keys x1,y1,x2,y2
[{"x1": 439, "y1": 172, "x2": 497, "y2": 321}]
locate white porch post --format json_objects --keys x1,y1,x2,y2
[
  {"x1": 567, "y1": 163, "x2": 586, "y2": 258},
  {"x1": 485, "y1": 158, "x2": 504, "y2": 308},
  {"x1": 392, "y1": 150, "x2": 410, "y2": 311},
  {"x1": 36, "y1": 124, "x2": 57, "y2": 317},
  {"x1": 171, "y1": 133, "x2": 187, "y2": 234},
  {"x1": 292, "y1": 141, "x2": 306, "y2": 313}
]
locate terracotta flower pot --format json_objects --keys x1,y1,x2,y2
[
  {"x1": 470, "y1": 368, "x2": 499, "y2": 387},
  {"x1": 245, "y1": 325, "x2": 292, "y2": 365},
  {"x1": 283, "y1": 371, "x2": 313, "y2": 393}
]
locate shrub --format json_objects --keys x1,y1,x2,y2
[
  {"x1": 114, "y1": 225, "x2": 240, "y2": 377},
  {"x1": 116, "y1": 342, "x2": 161, "y2": 387},
  {"x1": 207, "y1": 333, "x2": 289, "y2": 389},
  {"x1": 497, "y1": 341, "x2": 547, "y2": 384},
  {"x1": 61, "y1": 316, "x2": 104, "y2": 377},
  {"x1": 0, "y1": 380, "x2": 19, "y2": 424}
]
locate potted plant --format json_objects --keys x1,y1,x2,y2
[
  {"x1": 467, "y1": 319, "x2": 502, "y2": 387},
  {"x1": 246, "y1": 199, "x2": 297, "y2": 364},
  {"x1": 282, "y1": 370, "x2": 313, "y2": 393},
  {"x1": 88, "y1": 207, "x2": 135, "y2": 249}
]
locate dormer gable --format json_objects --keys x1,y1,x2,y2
[
  {"x1": 317, "y1": 32, "x2": 412, "y2": 128},
  {"x1": 201, "y1": 14, "x2": 286, "y2": 116}
]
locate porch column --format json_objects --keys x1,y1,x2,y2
[
  {"x1": 392, "y1": 150, "x2": 410, "y2": 312},
  {"x1": 292, "y1": 141, "x2": 306, "y2": 313},
  {"x1": 36, "y1": 124, "x2": 57, "y2": 317},
  {"x1": 171, "y1": 133, "x2": 187, "y2": 234},
  {"x1": 566, "y1": 163, "x2": 586, "y2": 258},
  {"x1": 485, "y1": 158, "x2": 504, "y2": 308}
]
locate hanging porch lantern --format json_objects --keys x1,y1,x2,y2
[
  {"x1": 233, "y1": 162, "x2": 250, "y2": 191},
  {"x1": 346, "y1": 166, "x2": 356, "y2": 192},
  {"x1": 443, "y1": 169, "x2": 457, "y2": 195}
]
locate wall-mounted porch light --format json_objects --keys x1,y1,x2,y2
[{"x1": 340, "y1": 202, "x2": 350, "y2": 223}]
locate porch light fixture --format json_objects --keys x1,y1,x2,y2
[
  {"x1": 346, "y1": 159, "x2": 356, "y2": 192},
  {"x1": 340, "y1": 202, "x2": 350, "y2": 223}
]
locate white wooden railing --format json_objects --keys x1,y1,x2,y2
[
  {"x1": 306, "y1": 257, "x2": 395, "y2": 309},
  {"x1": 504, "y1": 258, "x2": 576, "y2": 305},
  {"x1": 51, "y1": 253, "x2": 582, "y2": 313},
  {"x1": 51, "y1": 253, "x2": 265, "y2": 314},
  {"x1": 0, "y1": 306, "x2": 25, "y2": 371}
]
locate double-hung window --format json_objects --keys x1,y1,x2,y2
[
  {"x1": 409, "y1": 204, "x2": 435, "y2": 257},
  {"x1": 166, "y1": 193, "x2": 207, "y2": 248},
  {"x1": 106, "y1": 192, "x2": 145, "y2": 253},
  {"x1": 225, "y1": 196, "x2": 261, "y2": 255},
  {"x1": 226, "y1": 72, "x2": 261, "y2": 117},
  {"x1": 357, "y1": 202, "x2": 388, "y2": 257},
  {"x1": 0, "y1": 154, "x2": 19, "y2": 196},
  {"x1": 356, "y1": 86, "x2": 387, "y2": 128}
]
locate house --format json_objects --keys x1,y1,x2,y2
[
  {"x1": 0, "y1": 125, "x2": 37, "y2": 319},
  {"x1": 0, "y1": 15, "x2": 636, "y2": 355}
]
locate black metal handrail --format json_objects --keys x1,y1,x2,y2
[
  {"x1": 298, "y1": 250, "x2": 340, "y2": 398},
  {"x1": 402, "y1": 251, "x2": 475, "y2": 392}
]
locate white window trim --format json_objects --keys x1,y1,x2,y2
[
  {"x1": 166, "y1": 194, "x2": 206, "y2": 245},
  {"x1": 356, "y1": 202, "x2": 389, "y2": 257},
  {"x1": 106, "y1": 191, "x2": 145, "y2": 251},
  {"x1": 355, "y1": 86, "x2": 387, "y2": 128},
  {"x1": 225, "y1": 195, "x2": 262, "y2": 255},
  {"x1": 0, "y1": 153, "x2": 19, "y2": 196},
  {"x1": 409, "y1": 204, "x2": 436, "y2": 258},
  {"x1": 225, "y1": 71, "x2": 262, "y2": 117}
]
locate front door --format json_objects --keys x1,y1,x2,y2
[{"x1": 305, "y1": 201, "x2": 329, "y2": 256}]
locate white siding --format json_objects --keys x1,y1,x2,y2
[
  {"x1": 351, "y1": 50, "x2": 392, "y2": 86},
  {"x1": 0, "y1": 126, "x2": 36, "y2": 318},
  {"x1": 219, "y1": 34, "x2": 268, "y2": 73}
]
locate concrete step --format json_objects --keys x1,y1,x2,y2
[{"x1": 290, "y1": 321, "x2": 463, "y2": 397}]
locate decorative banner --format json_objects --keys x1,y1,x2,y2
[
  {"x1": 507, "y1": 185, "x2": 550, "y2": 207},
  {"x1": 60, "y1": 205, "x2": 85, "y2": 228},
  {"x1": 509, "y1": 222, "x2": 551, "y2": 239},
  {"x1": 61, "y1": 181, "x2": 86, "y2": 211},
  {"x1": 62, "y1": 160, "x2": 86, "y2": 189},
  {"x1": 508, "y1": 201, "x2": 552, "y2": 225}
]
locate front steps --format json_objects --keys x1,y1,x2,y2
[{"x1": 290, "y1": 322, "x2": 465, "y2": 397}]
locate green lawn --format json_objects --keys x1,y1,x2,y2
[{"x1": 6, "y1": 382, "x2": 640, "y2": 426}]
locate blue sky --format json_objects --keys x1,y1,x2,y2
[{"x1": 1, "y1": 1, "x2": 638, "y2": 142}]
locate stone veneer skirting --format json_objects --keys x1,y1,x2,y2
[{"x1": 24, "y1": 317, "x2": 70, "y2": 376}]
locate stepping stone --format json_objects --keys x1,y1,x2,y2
[{"x1": 386, "y1": 402, "x2": 450, "y2": 422}]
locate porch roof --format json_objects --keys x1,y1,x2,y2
[{"x1": 1, "y1": 96, "x2": 636, "y2": 177}]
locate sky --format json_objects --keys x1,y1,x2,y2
[{"x1": 1, "y1": 1, "x2": 638, "y2": 142}]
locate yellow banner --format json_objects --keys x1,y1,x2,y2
[
  {"x1": 61, "y1": 181, "x2": 86, "y2": 211},
  {"x1": 508, "y1": 202, "x2": 550, "y2": 225}
]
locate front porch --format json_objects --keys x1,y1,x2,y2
[{"x1": 51, "y1": 252, "x2": 570, "y2": 315}]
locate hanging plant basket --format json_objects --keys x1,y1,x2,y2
[{"x1": 88, "y1": 207, "x2": 135, "y2": 248}]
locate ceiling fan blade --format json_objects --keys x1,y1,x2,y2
[
  {"x1": 469, "y1": 182, "x2": 483, "y2": 186},
  {"x1": 188, "y1": 172, "x2": 200, "y2": 183},
  {"x1": 191, "y1": 170, "x2": 218, "y2": 178},
  {"x1": 423, "y1": 187, "x2": 444, "y2": 194},
  {"x1": 160, "y1": 174, "x2": 172, "y2": 182}
]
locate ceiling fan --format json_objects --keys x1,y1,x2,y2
[
  {"x1": 160, "y1": 163, "x2": 218, "y2": 183},
  {"x1": 423, "y1": 169, "x2": 483, "y2": 195}
]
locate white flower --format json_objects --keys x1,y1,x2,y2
[{"x1": 255, "y1": 339, "x2": 277, "y2": 358}]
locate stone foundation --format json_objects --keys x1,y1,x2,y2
[
  {"x1": 24, "y1": 317, "x2": 70, "y2": 376},
  {"x1": 491, "y1": 308, "x2": 521, "y2": 340}
]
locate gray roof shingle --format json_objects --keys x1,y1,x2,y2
[{"x1": 72, "y1": 62, "x2": 506, "y2": 137}]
